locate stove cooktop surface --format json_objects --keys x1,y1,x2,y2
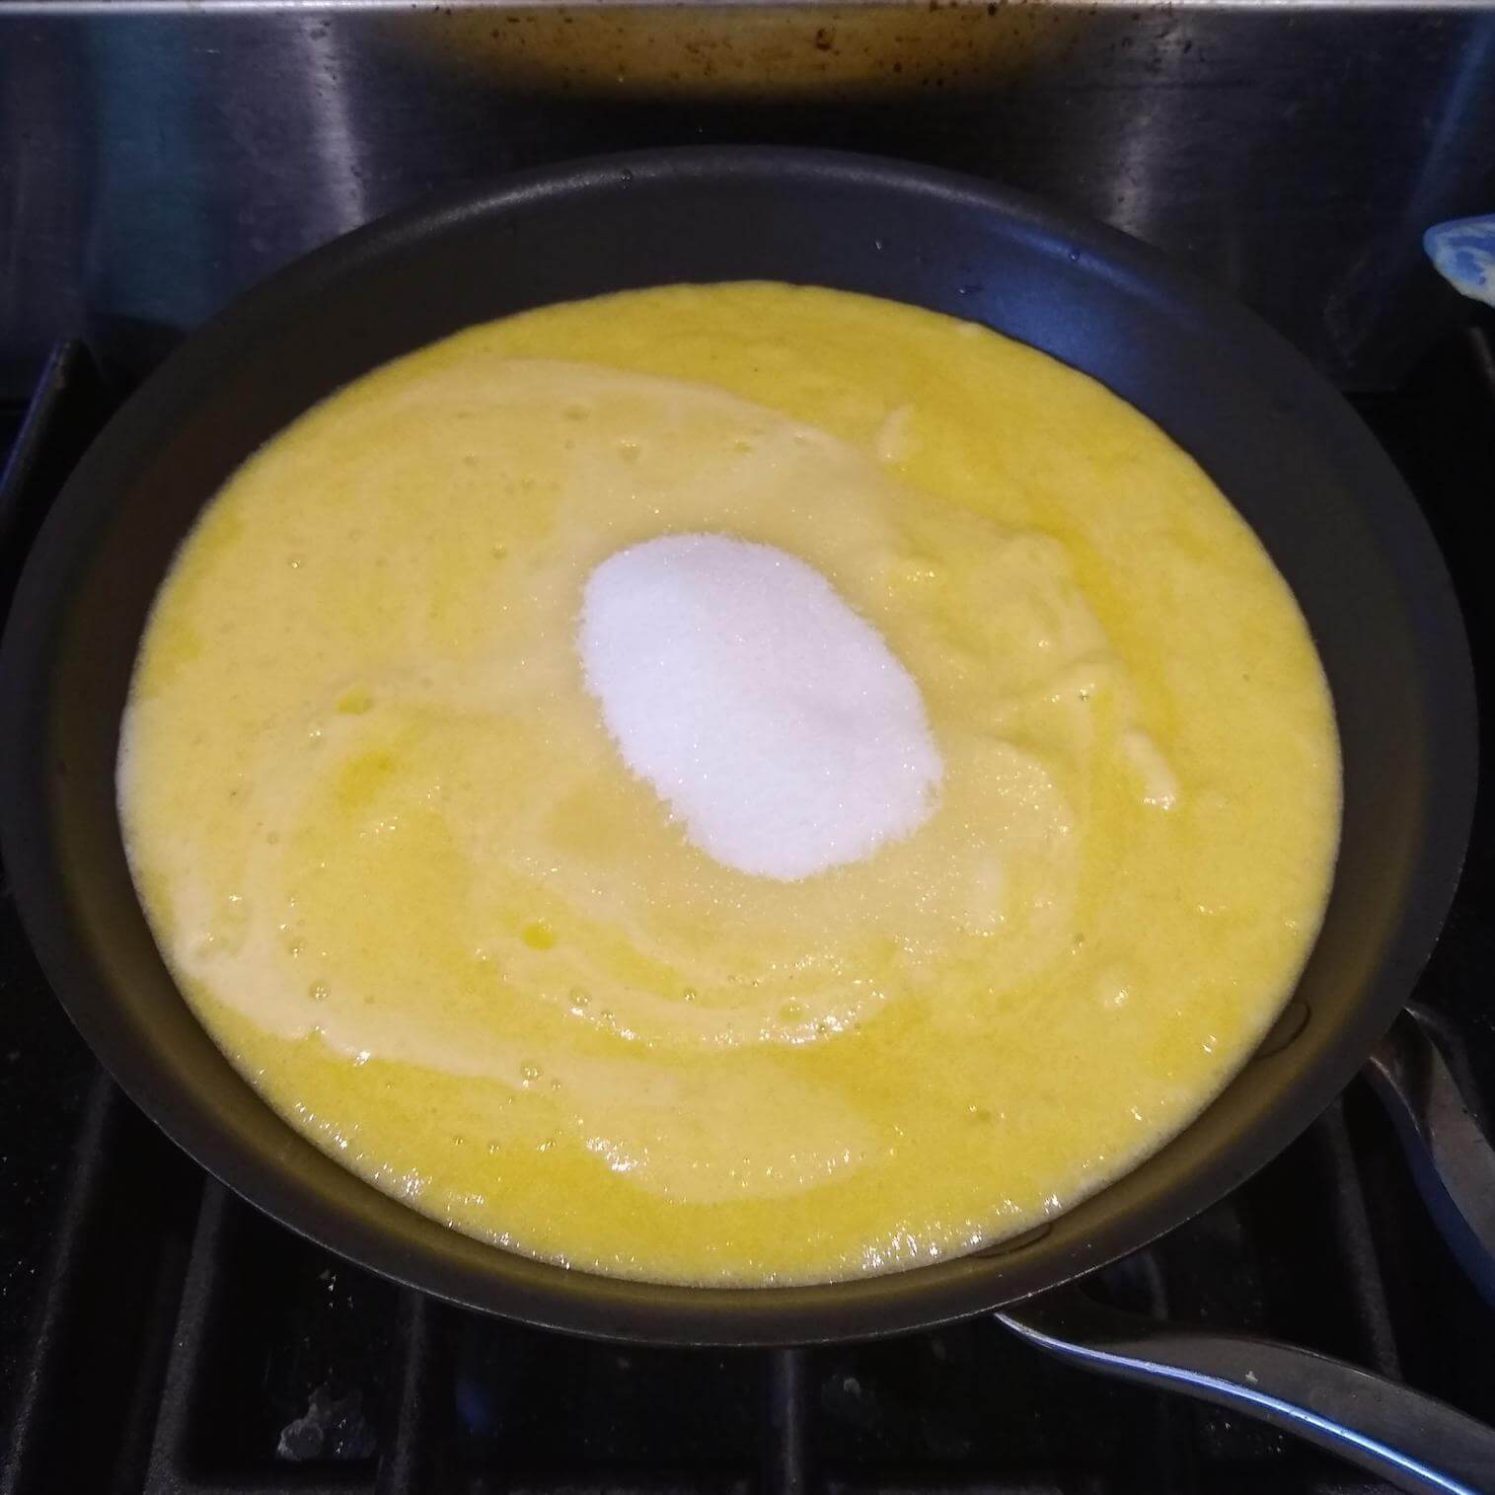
[{"x1": 1, "y1": 322, "x2": 1493, "y2": 1495}]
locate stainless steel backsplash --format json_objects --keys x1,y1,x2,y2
[{"x1": 2, "y1": 2, "x2": 1493, "y2": 394}]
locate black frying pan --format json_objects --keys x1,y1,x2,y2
[{"x1": 1, "y1": 149, "x2": 1489, "y2": 1491}]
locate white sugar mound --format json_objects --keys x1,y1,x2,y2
[{"x1": 578, "y1": 534, "x2": 943, "y2": 880}]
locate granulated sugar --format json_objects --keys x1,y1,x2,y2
[{"x1": 578, "y1": 534, "x2": 943, "y2": 880}]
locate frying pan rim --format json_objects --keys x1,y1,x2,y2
[{"x1": 0, "y1": 144, "x2": 1477, "y2": 1345}]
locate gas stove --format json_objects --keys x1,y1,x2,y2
[{"x1": 0, "y1": 315, "x2": 1492, "y2": 1494}]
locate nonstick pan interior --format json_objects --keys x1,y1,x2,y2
[{"x1": 0, "y1": 148, "x2": 1476, "y2": 1344}]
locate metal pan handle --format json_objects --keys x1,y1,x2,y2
[
  {"x1": 998, "y1": 1285, "x2": 1495, "y2": 1495},
  {"x1": 1364, "y1": 1004, "x2": 1495, "y2": 1308}
]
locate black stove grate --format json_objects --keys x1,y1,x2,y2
[{"x1": 2, "y1": 326, "x2": 1494, "y2": 1495}]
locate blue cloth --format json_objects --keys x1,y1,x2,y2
[{"x1": 1424, "y1": 215, "x2": 1495, "y2": 306}]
